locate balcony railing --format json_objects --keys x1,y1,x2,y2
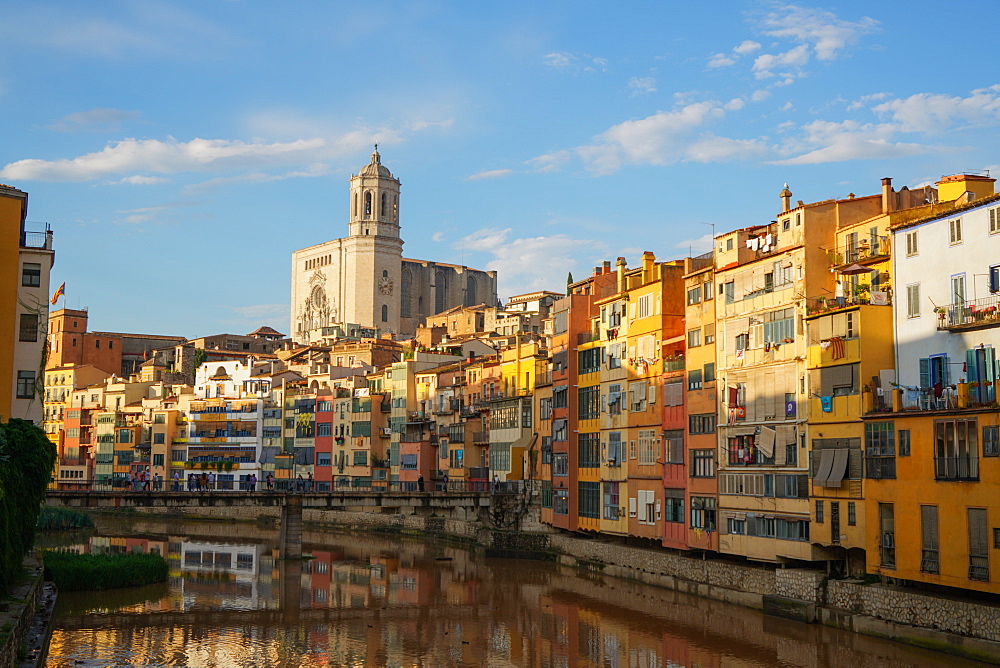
[
  {"x1": 970, "y1": 556, "x2": 990, "y2": 582},
  {"x1": 865, "y1": 455, "x2": 896, "y2": 479},
  {"x1": 21, "y1": 228, "x2": 53, "y2": 250},
  {"x1": 577, "y1": 332, "x2": 599, "y2": 345},
  {"x1": 806, "y1": 291, "x2": 891, "y2": 316},
  {"x1": 828, "y1": 236, "x2": 890, "y2": 267},
  {"x1": 936, "y1": 293, "x2": 1000, "y2": 331},
  {"x1": 534, "y1": 372, "x2": 552, "y2": 388},
  {"x1": 934, "y1": 455, "x2": 979, "y2": 481}
]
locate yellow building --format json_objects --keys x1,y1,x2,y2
[
  {"x1": 491, "y1": 337, "x2": 547, "y2": 482},
  {"x1": 595, "y1": 282, "x2": 630, "y2": 537},
  {"x1": 1, "y1": 183, "x2": 54, "y2": 423},
  {"x1": 44, "y1": 364, "x2": 111, "y2": 479}
]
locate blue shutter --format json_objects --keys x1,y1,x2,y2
[
  {"x1": 941, "y1": 354, "x2": 950, "y2": 385},
  {"x1": 919, "y1": 358, "x2": 930, "y2": 389},
  {"x1": 986, "y1": 347, "x2": 997, "y2": 403},
  {"x1": 967, "y1": 349, "x2": 979, "y2": 384}
]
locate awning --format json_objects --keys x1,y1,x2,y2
[
  {"x1": 756, "y1": 426, "x2": 776, "y2": 458},
  {"x1": 510, "y1": 433, "x2": 536, "y2": 451},
  {"x1": 825, "y1": 448, "x2": 849, "y2": 488},
  {"x1": 729, "y1": 427, "x2": 757, "y2": 436},
  {"x1": 814, "y1": 449, "x2": 835, "y2": 486}
]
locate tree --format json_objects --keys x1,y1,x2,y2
[
  {"x1": 194, "y1": 347, "x2": 207, "y2": 370},
  {"x1": 566, "y1": 272, "x2": 574, "y2": 296}
]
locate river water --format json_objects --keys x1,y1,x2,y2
[{"x1": 41, "y1": 517, "x2": 984, "y2": 667}]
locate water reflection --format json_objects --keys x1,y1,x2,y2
[{"x1": 45, "y1": 517, "x2": 984, "y2": 667}]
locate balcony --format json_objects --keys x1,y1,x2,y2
[
  {"x1": 21, "y1": 227, "x2": 53, "y2": 250},
  {"x1": 534, "y1": 372, "x2": 552, "y2": 388},
  {"x1": 936, "y1": 294, "x2": 1000, "y2": 332},
  {"x1": 934, "y1": 455, "x2": 979, "y2": 481},
  {"x1": 865, "y1": 455, "x2": 896, "y2": 479},
  {"x1": 806, "y1": 291, "x2": 891, "y2": 316},
  {"x1": 828, "y1": 236, "x2": 890, "y2": 269}
]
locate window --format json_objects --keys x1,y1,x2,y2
[
  {"x1": 949, "y1": 218, "x2": 963, "y2": 245},
  {"x1": 990, "y1": 207, "x2": 1000, "y2": 235},
  {"x1": 815, "y1": 500, "x2": 824, "y2": 523},
  {"x1": 638, "y1": 429, "x2": 657, "y2": 465},
  {"x1": 663, "y1": 381, "x2": 682, "y2": 407},
  {"x1": 687, "y1": 328, "x2": 702, "y2": 347},
  {"x1": 552, "y1": 419, "x2": 567, "y2": 442},
  {"x1": 603, "y1": 482, "x2": 620, "y2": 520},
  {"x1": 636, "y1": 294, "x2": 653, "y2": 318},
  {"x1": 21, "y1": 262, "x2": 41, "y2": 287},
  {"x1": 969, "y1": 507, "x2": 990, "y2": 581},
  {"x1": 552, "y1": 386, "x2": 568, "y2": 409},
  {"x1": 848, "y1": 501, "x2": 856, "y2": 526},
  {"x1": 664, "y1": 430, "x2": 684, "y2": 464},
  {"x1": 381, "y1": 305, "x2": 388, "y2": 322},
  {"x1": 879, "y1": 503, "x2": 895, "y2": 568},
  {"x1": 578, "y1": 432, "x2": 600, "y2": 468},
  {"x1": 687, "y1": 369, "x2": 702, "y2": 391},
  {"x1": 704, "y1": 323, "x2": 715, "y2": 344},
  {"x1": 153, "y1": 433, "x2": 165, "y2": 445},
  {"x1": 774, "y1": 261, "x2": 794, "y2": 287},
  {"x1": 552, "y1": 453, "x2": 568, "y2": 476},
  {"x1": 984, "y1": 427, "x2": 999, "y2": 457},
  {"x1": 727, "y1": 517, "x2": 746, "y2": 535},
  {"x1": 865, "y1": 422, "x2": 896, "y2": 479},
  {"x1": 763, "y1": 308, "x2": 795, "y2": 343},
  {"x1": 578, "y1": 482, "x2": 600, "y2": 519},
  {"x1": 703, "y1": 363, "x2": 715, "y2": 384},
  {"x1": 553, "y1": 490, "x2": 568, "y2": 515},
  {"x1": 920, "y1": 505, "x2": 939, "y2": 574},
  {"x1": 607, "y1": 431, "x2": 623, "y2": 465},
  {"x1": 690, "y1": 496, "x2": 716, "y2": 531},
  {"x1": 735, "y1": 333, "x2": 749, "y2": 351},
  {"x1": 898, "y1": 429, "x2": 911, "y2": 456},
  {"x1": 353, "y1": 450, "x2": 367, "y2": 466},
  {"x1": 317, "y1": 423, "x2": 332, "y2": 437},
  {"x1": 117, "y1": 429, "x2": 131, "y2": 444},
  {"x1": 16, "y1": 371, "x2": 35, "y2": 399},
  {"x1": 687, "y1": 286, "x2": 702, "y2": 305},
  {"x1": 934, "y1": 418, "x2": 979, "y2": 481},
  {"x1": 703, "y1": 280, "x2": 714, "y2": 301},
  {"x1": 952, "y1": 274, "x2": 966, "y2": 306},
  {"x1": 689, "y1": 414, "x2": 715, "y2": 434},
  {"x1": 541, "y1": 481, "x2": 552, "y2": 508},
  {"x1": 578, "y1": 386, "x2": 599, "y2": 420},
  {"x1": 691, "y1": 449, "x2": 714, "y2": 478},
  {"x1": 905, "y1": 230, "x2": 918, "y2": 256},
  {"x1": 991, "y1": 265, "x2": 1000, "y2": 294},
  {"x1": 723, "y1": 281, "x2": 735, "y2": 303},
  {"x1": 18, "y1": 314, "x2": 38, "y2": 342},
  {"x1": 579, "y1": 348, "x2": 600, "y2": 374},
  {"x1": 906, "y1": 283, "x2": 920, "y2": 318},
  {"x1": 663, "y1": 489, "x2": 684, "y2": 523}
]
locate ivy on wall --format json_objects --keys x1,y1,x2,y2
[{"x1": 0, "y1": 418, "x2": 56, "y2": 594}]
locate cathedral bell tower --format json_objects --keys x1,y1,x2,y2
[{"x1": 341, "y1": 146, "x2": 404, "y2": 333}]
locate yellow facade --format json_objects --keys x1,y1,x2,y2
[
  {"x1": 0, "y1": 187, "x2": 25, "y2": 418},
  {"x1": 576, "y1": 334, "x2": 603, "y2": 533},
  {"x1": 596, "y1": 292, "x2": 629, "y2": 537}
]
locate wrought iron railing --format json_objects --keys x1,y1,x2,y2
[
  {"x1": 934, "y1": 455, "x2": 979, "y2": 481},
  {"x1": 936, "y1": 293, "x2": 1000, "y2": 330}
]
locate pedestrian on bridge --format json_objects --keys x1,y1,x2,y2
[
  {"x1": 208, "y1": 472, "x2": 215, "y2": 491},
  {"x1": 172, "y1": 472, "x2": 180, "y2": 492},
  {"x1": 266, "y1": 473, "x2": 274, "y2": 491}
]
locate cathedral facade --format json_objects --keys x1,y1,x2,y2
[{"x1": 291, "y1": 149, "x2": 498, "y2": 342}]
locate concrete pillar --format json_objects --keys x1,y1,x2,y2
[
  {"x1": 279, "y1": 557, "x2": 302, "y2": 624},
  {"x1": 892, "y1": 388, "x2": 903, "y2": 412},
  {"x1": 279, "y1": 495, "x2": 303, "y2": 560}
]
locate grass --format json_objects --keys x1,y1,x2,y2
[
  {"x1": 42, "y1": 551, "x2": 168, "y2": 592},
  {"x1": 36, "y1": 508, "x2": 94, "y2": 532}
]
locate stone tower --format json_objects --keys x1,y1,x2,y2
[{"x1": 341, "y1": 147, "x2": 403, "y2": 333}]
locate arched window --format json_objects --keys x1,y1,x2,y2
[
  {"x1": 465, "y1": 275, "x2": 477, "y2": 306},
  {"x1": 383, "y1": 270, "x2": 388, "y2": 278},
  {"x1": 380, "y1": 193, "x2": 387, "y2": 221},
  {"x1": 401, "y1": 269, "x2": 412, "y2": 317},
  {"x1": 381, "y1": 304, "x2": 389, "y2": 322},
  {"x1": 353, "y1": 193, "x2": 358, "y2": 218},
  {"x1": 364, "y1": 192, "x2": 372, "y2": 218},
  {"x1": 393, "y1": 195, "x2": 398, "y2": 221},
  {"x1": 434, "y1": 270, "x2": 447, "y2": 315}
]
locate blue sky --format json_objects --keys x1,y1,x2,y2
[{"x1": 3, "y1": 1, "x2": 1000, "y2": 338}]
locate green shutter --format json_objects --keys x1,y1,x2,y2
[
  {"x1": 919, "y1": 358, "x2": 930, "y2": 389},
  {"x1": 968, "y1": 349, "x2": 980, "y2": 384}
]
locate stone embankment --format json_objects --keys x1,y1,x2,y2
[
  {"x1": 0, "y1": 558, "x2": 56, "y2": 668},
  {"x1": 104, "y1": 503, "x2": 1000, "y2": 663}
]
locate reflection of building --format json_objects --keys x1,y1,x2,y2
[
  {"x1": 178, "y1": 540, "x2": 269, "y2": 606},
  {"x1": 291, "y1": 149, "x2": 498, "y2": 341}
]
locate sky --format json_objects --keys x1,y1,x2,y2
[{"x1": 4, "y1": 1, "x2": 1000, "y2": 338}]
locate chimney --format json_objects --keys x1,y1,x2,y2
[
  {"x1": 602, "y1": 260, "x2": 611, "y2": 274},
  {"x1": 779, "y1": 184, "x2": 792, "y2": 213},
  {"x1": 881, "y1": 177, "x2": 893, "y2": 214},
  {"x1": 616, "y1": 257, "x2": 627, "y2": 293},
  {"x1": 642, "y1": 251, "x2": 655, "y2": 281}
]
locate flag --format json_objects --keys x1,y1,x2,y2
[
  {"x1": 829, "y1": 336, "x2": 846, "y2": 360},
  {"x1": 50, "y1": 282, "x2": 65, "y2": 305}
]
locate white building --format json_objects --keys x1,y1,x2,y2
[{"x1": 892, "y1": 176, "x2": 1000, "y2": 405}]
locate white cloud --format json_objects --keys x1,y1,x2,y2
[
  {"x1": 48, "y1": 108, "x2": 141, "y2": 132},
  {"x1": 627, "y1": 77, "x2": 657, "y2": 96},
  {"x1": 0, "y1": 133, "x2": 374, "y2": 182},
  {"x1": 431, "y1": 232, "x2": 445, "y2": 242},
  {"x1": 733, "y1": 40, "x2": 761, "y2": 56},
  {"x1": 774, "y1": 119, "x2": 927, "y2": 165},
  {"x1": 847, "y1": 92, "x2": 890, "y2": 111},
  {"x1": 227, "y1": 303, "x2": 290, "y2": 325},
  {"x1": 674, "y1": 232, "x2": 714, "y2": 254},
  {"x1": 106, "y1": 175, "x2": 167, "y2": 186},
  {"x1": 751, "y1": 89, "x2": 771, "y2": 103},
  {"x1": 456, "y1": 227, "x2": 605, "y2": 297},
  {"x1": 779, "y1": 102, "x2": 794, "y2": 112},
  {"x1": 539, "y1": 101, "x2": 764, "y2": 175},
  {"x1": 752, "y1": 44, "x2": 810, "y2": 79},
  {"x1": 724, "y1": 98, "x2": 745, "y2": 111},
  {"x1": 526, "y1": 150, "x2": 572, "y2": 173},
  {"x1": 543, "y1": 51, "x2": 576, "y2": 69},
  {"x1": 707, "y1": 53, "x2": 736, "y2": 69},
  {"x1": 183, "y1": 166, "x2": 330, "y2": 193},
  {"x1": 872, "y1": 88, "x2": 1000, "y2": 133},
  {"x1": 465, "y1": 169, "x2": 514, "y2": 181}
]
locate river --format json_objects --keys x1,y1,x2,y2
[{"x1": 40, "y1": 516, "x2": 984, "y2": 667}]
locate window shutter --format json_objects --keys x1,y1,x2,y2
[
  {"x1": 968, "y1": 349, "x2": 979, "y2": 384},
  {"x1": 969, "y1": 508, "x2": 988, "y2": 557},
  {"x1": 919, "y1": 358, "x2": 930, "y2": 389},
  {"x1": 986, "y1": 347, "x2": 997, "y2": 383},
  {"x1": 797, "y1": 474, "x2": 809, "y2": 498},
  {"x1": 628, "y1": 497, "x2": 637, "y2": 517},
  {"x1": 637, "y1": 495, "x2": 647, "y2": 522},
  {"x1": 647, "y1": 384, "x2": 657, "y2": 405},
  {"x1": 921, "y1": 505, "x2": 939, "y2": 551}
]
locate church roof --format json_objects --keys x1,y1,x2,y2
[{"x1": 360, "y1": 146, "x2": 394, "y2": 178}]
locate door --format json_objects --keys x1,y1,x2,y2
[{"x1": 831, "y1": 501, "x2": 841, "y2": 544}]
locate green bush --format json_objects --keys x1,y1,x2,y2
[
  {"x1": 42, "y1": 551, "x2": 168, "y2": 591},
  {"x1": 36, "y1": 507, "x2": 95, "y2": 531},
  {"x1": 0, "y1": 419, "x2": 57, "y2": 594}
]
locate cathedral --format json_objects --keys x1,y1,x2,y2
[{"x1": 290, "y1": 148, "x2": 499, "y2": 342}]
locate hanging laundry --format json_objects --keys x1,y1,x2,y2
[
  {"x1": 821, "y1": 396, "x2": 833, "y2": 412},
  {"x1": 830, "y1": 336, "x2": 846, "y2": 360}
]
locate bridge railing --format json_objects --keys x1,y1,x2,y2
[{"x1": 48, "y1": 478, "x2": 529, "y2": 495}]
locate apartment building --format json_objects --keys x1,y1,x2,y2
[{"x1": 1, "y1": 184, "x2": 54, "y2": 423}]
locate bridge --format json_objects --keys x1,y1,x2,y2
[{"x1": 45, "y1": 487, "x2": 497, "y2": 558}]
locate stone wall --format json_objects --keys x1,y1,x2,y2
[
  {"x1": 827, "y1": 579, "x2": 1000, "y2": 643},
  {"x1": 775, "y1": 568, "x2": 826, "y2": 603},
  {"x1": 0, "y1": 559, "x2": 43, "y2": 668}
]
